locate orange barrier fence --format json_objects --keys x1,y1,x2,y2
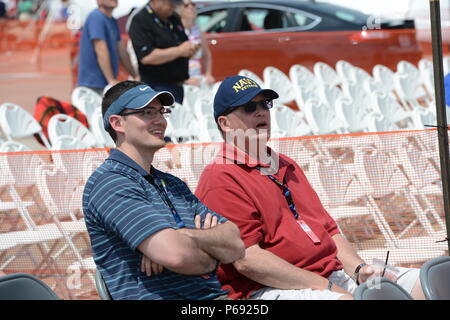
[
  {"x1": 0, "y1": 20, "x2": 76, "y2": 51},
  {"x1": 0, "y1": 129, "x2": 448, "y2": 299}
]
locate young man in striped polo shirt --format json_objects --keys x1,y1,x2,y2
[{"x1": 82, "y1": 80, "x2": 244, "y2": 300}]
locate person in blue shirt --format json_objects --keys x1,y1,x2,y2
[
  {"x1": 82, "y1": 80, "x2": 245, "y2": 299},
  {"x1": 77, "y1": 0, "x2": 138, "y2": 95}
]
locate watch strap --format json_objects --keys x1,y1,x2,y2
[{"x1": 353, "y1": 263, "x2": 367, "y2": 285}]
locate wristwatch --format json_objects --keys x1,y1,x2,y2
[{"x1": 352, "y1": 263, "x2": 367, "y2": 285}]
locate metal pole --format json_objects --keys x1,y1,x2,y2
[{"x1": 429, "y1": 0, "x2": 450, "y2": 253}]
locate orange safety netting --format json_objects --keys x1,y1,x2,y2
[
  {"x1": 0, "y1": 129, "x2": 448, "y2": 300},
  {"x1": 0, "y1": 20, "x2": 76, "y2": 51}
]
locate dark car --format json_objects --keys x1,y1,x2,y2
[{"x1": 194, "y1": 0, "x2": 422, "y2": 80}]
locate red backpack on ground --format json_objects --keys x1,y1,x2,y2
[{"x1": 33, "y1": 96, "x2": 89, "y2": 145}]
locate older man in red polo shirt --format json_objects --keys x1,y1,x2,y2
[{"x1": 195, "y1": 75, "x2": 425, "y2": 300}]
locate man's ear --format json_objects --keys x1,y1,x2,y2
[
  {"x1": 109, "y1": 115, "x2": 125, "y2": 135},
  {"x1": 217, "y1": 115, "x2": 230, "y2": 133}
]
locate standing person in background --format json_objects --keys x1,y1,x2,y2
[
  {"x1": 128, "y1": 0, "x2": 200, "y2": 104},
  {"x1": 77, "y1": 0, "x2": 138, "y2": 96},
  {"x1": 0, "y1": 1, "x2": 6, "y2": 18},
  {"x1": 176, "y1": 0, "x2": 215, "y2": 87}
]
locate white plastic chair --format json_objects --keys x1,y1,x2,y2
[
  {"x1": 0, "y1": 103, "x2": 51, "y2": 149},
  {"x1": 335, "y1": 98, "x2": 374, "y2": 133},
  {"x1": 289, "y1": 64, "x2": 318, "y2": 93},
  {"x1": 303, "y1": 99, "x2": 345, "y2": 135},
  {"x1": 372, "y1": 93, "x2": 414, "y2": 129},
  {"x1": 313, "y1": 62, "x2": 341, "y2": 87},
  {"x1": 71, "y1": 87, "x2": 102, "y2": 128},
  {"x1": 198, "y1": 115, "x2": 222, "y2": 142},
  {"x1": 317, "y1": 85, "x2": 344, "y2": 109},
  {"x1": 292, "y1": 86, "x2": 320, "y2": 111},
  {"x1": 182, "y1": 84, "x2": 200, "y2": 112},
  {"x1": 372, "y1": 64, "x2": 396, "y2": 95},
  {"x1": 48, "y1": 114, "x2": 99, "y2": 149},
  {"x1": 263, "y1": 66, "x2": 295, "y2": 105},
  {"x1": 335, "y1": 60, "x2": 356, "y2": 84},
  {"x1": 90, "y1": 108, "x2": 115, "y2": 148},
  {"x1": 35, "y1": 165, "x2": 95, "y2": 289},
  {"x1": 366, "y1": 115, "x2": 400, "y2": 132},
  {"x1": 270, "y1": 103, "x2": 312, "y2": 138},
  {"x1": 192, "y1": 98, "x2": 214, "y2": 122},
  {"x1": 396, "y1": 141, "x2": 446, "y2": 232},
  {"x1": 307, "y1": 156, "x2": 396, "y2": 245},
  {"x1": 418, "y1": 58, "x2": 434, "y2": 97},
  {"x1": 166, "y1": 104, "x2": 201, "y2": 144},
  {"x1": 238, "y1": 69, "x2": 265, "y2": 87},
  {"x1": 354, "y1": 146, "x2": 448, "y2": 253}
]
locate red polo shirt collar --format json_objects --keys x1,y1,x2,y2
[{"x1": 216, "y1": 142, "x2": 286, "y2": 169}]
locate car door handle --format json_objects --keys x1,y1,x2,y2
[{"x1": 209, "y1": 39, "x2": 218, "y2": 45}]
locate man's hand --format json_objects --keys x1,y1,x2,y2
[
  {"x1": 141, "y1": 255, "x2": 164, "y2": 277},
  {"x1": 178, "y1": 41, "x2": 201, "y2": 58},
  {"x1": 358, "y1": 264, "x2": 398, "y2": 284},
  {"x1": 195, "y1": 213, "x2": 218, "y2": 229}
]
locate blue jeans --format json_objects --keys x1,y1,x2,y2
[{"x1": 143, "y1": 79, "x2": 184, "y2": 104}]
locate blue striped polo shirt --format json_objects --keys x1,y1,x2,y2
[{"x1": 82, "y1": 149, "x2": 228, "y2": 300}]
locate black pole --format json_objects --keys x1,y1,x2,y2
[{"x1": 429, "y1": 0, "x2": 450, "y2": 253}]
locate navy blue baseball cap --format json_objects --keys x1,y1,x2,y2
[
  {"x1": 103, "y1": 84, "x2": 174, "y2": 130},
  {"x1": 213, "y1": 75, "x2": 279, "y2": 121}
]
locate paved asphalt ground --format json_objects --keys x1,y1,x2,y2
[{"x1": 0, "y1": 48, "x2": 73, "y2": 115}]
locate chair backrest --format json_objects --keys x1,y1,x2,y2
[
  {"x1": 420, "y1": 256, "x2": 450, "y2": 300},
  {"x1": 238, "y1": 69, "x2": 265, "y2": 87},
  {"x1": 90, "y1": 108, "x2": 115, "y2": 148},
  {"x1": 263, "y1": 66, "x2": 294, "y2": 104},
  {"x1": 289, "y1": 64, "x2": 318, "y2": 93},
  {"x1": 48, "y1": 114, "x2": 98, "y2": 149},
  {"x1": 0, "y1": 102, "x2": 51, "y2": 149},
  {"x1": 71, "y1": 86, "x2": 102, "y2": 125},
  {"x1": 0, "y1": 273, "x2": 59, "y2": 300},
  {"x1": 354, "y1": 277, "x2": 413, "y2": 300},
  {"x1": 335, "y1": 60, "x2": 356, "y2": 84},
  {"x1": 95, "y1": 269, "x2": 112, "y2": 300},
  {"x1": 313, "y1": 62, "x2": 341, "y2": 87},
  {"x1": 372, "y1": 64, "x2": 396, "y2": 94}
]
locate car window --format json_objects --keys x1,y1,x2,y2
[
  {"x1": 197, "y1": 9, "x2": 228, "y2": 33},
  {"x1": 291, "y1": 11, "x2": 318, "y2": 28},
  {"x1": 240, "y1": 8, "x2": 290, "y2": 31}
]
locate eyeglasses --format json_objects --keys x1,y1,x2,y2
[
  {"x1": 183, "y1": 2, "x2": 196, "y2": 7},
  {"x1": 223, "y1": 99, "x2": 273, "y2": 117},
  {"x1": 120, "y1": 107, "x2": 172, "y2": 119}
]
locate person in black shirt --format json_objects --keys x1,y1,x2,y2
[
  {"x1": 128, "y1": 0, "x2": 200, "y2": 104},
  {"x1": 0, "y1": 1, "x2": 7, "y2": 18}
]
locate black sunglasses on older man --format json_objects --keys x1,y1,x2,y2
[{"x1": 225, "y1": 99, "x2": 273, "y2": 116}]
